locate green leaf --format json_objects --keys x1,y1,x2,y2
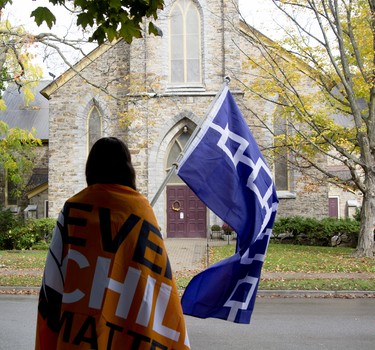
[
  {"x1": 77, "y1": 12, "x2": 94, "y2": 29},
  {"x1": 89, "y1": 27, "x2": 107, "y2": 45},
  {"x1": 146, "y1": 0, "x2": 164, "y2": 18},
  {"x1": 148, "y1": 22, "x2": 163, "y2": 37},
  {"x1": 119, "y1": 20, "x2": 142, "y2": 44},
  {"x1": 109, "y1": 0, "x2": 122, "y2": 10},
  {"x1": 30, "y1": 7, "x2": 56, "y2": 29},
  {"x1": 105, "y1": 27, "x2": 118, "y2": 43},
  {"x1": 0, "y1": 0, "x2": 12, "y2": 9},
  {"x1": 74, "y1": 0, "x2": 87, "y2": 7},
  {"x1": 48, "y1": 0, "x2": 65, "y2": 5}
]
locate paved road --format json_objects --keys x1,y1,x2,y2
[{"x1": 0, "y1": 295, "x2": 374, "y2": 349}]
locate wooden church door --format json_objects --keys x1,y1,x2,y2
[{"x1": 167, "y1": 185, "x2": 207, "y2": 238}]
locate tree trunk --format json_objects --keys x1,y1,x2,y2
[{"x1": 356, "y1": 174, "x2": 375, "y2": 257}]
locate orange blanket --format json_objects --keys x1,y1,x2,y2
[{"x1": 35, "y1": 184, "x2": 190, "y2": 350}]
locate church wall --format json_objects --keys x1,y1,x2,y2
[
  {"x1": 123, "y1": 0, "x2": 243, "y2": 232},
  {"x1": 47, "y1": 0, "x2": 335, "y2": 230},
  {"x1": 47, "y1": 42, "x2": 130, "y2": 218}
]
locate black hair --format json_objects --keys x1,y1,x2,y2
[{"x1": 85, "y1": 137, "x2": 136, "y2": 189}]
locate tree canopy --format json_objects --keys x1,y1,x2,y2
[
  {"x1": 0, "y1": 0, "x2": 166, "y2": 200},
  {"x1": 0, "y1": 17, "x2": 43, "y2": 108},
  {"x1": 240, "y1": 0, "x2": 375, "y2": 257},
  {"x1": 0, "y1": 0, "x2": 164, "y2": 44},
  {"x1": 0, "y1": 121, "x2": 41, "y2": 199}
]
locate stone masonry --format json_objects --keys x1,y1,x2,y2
[{"x1": 44, "y1": 0, "x2": 344, "y2": 235}]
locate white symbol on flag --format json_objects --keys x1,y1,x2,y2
[
  {"x1": 209, "y1": 121, "x2": 278, "y2": 321},
  {"x1": 223, "y1": 275, "x2": 258, "y2": 322},
  {"x1": 210, "y1": 121, "x2": 275, "y2": 239},
  {"x1": 210, "y1": 122, "x2": 273, "y2": 205}
]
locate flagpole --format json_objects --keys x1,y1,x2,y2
[{"x1": 150, "y1": 77, "x2": 230, "y2": 207}]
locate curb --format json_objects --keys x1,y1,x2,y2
[
  {"x1": 175, "y1": 289, "x2": 375, "y2": 298},
  {"x1": 1, "y1": 287, "x2": 374, "y2": 299},
  {"x1": 257, "y1": 290, "x2": 375, "y2": 298},
  {"x1": 0, "y1": 286, "x2": 40, "y2": 295}
]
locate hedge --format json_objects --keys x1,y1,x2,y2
[
  {"x1": 0, "y1": 208, "x2": 55, "y2": 250},
  {"x1": 272, "y1": 216, "x2": 360, "y2": 247}
]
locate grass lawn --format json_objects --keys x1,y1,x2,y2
[
  {"x1": 0, "y1": 250, "x2": 46, "y2": 287},
  {"x1": 211, "y1": 244, "x2": 375, "y2": 273},
  {"x1": 1, "y1": 244, "x2": 374, "y2": 291},
  {"x1": 208, "y1": 243, "x2": 375, "y2": 291},
  {"x1": 0, "y1": 250, "x2": 46, "y2": 269}
]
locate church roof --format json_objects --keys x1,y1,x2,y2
[
  {"x1": 0, "y1": 80, "x2": 51, "y2": 140},
  {"x1": 40, "y1": 39, "x2": 121, "y2": 99},
  {"x1": 25, "y1": 168, "x2": 48, "y2": 195}
]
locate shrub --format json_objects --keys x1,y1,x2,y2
[
  {"x1": 31, "y1": 241, "x2": 50, "y2": 250},
  {"x1": 272, "y1": 216, "x2": 301, "y2": 237},
  {"x1": 30, "y1": 218, "x2": 56, "y2": 242},
  {"x1": 272, "y1": 216, "x2": 360, "y2": 247},
  {"x1": 211, "y1": 224, "x2": 221, "y2": 231},
  {"x1": 222, "y1": 223, "x2": 233, "y2": 234},
  {"x1": 2, "y1": 217, "x2": 55, "y2": 250},
  {"x1": 0, "y1": 207, "x2": 20, "y2": 250}
]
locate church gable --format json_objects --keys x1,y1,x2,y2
[{"x1": 45, "y1": 0, "x2": 351, "y2": 234}]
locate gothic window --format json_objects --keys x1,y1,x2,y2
[
  {"x1": 274, "y1": 116, "x2": 289, "y2": 191},
  {"x1": 87, "y1": 104, "x2": 102, "y2": 151},
  {"x1": 167, "y1": 128, "x2": 191, "y2": 183},
  {"x1": 170, "y1": 0, "x2": 202, "y2": 85}
]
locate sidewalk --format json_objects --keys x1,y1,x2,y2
[
  {"x1": 166, "y1": 238, "x2": 375, "y2": 279},
  {"x1": 165, "y1": 238, "x2": 375, "y2": 298},
  {"x1": 164, "y1": 238, "x2": 228, "y2": 272},
  {"x1": 0, "y1": 238, "x2": 222, "y2": 295},
  {"x1": 1, "y1": 238, "x2": 374, "y2": 298}
]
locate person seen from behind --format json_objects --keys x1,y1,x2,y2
[{"x1": 35, "y1": 137, "x2": 190, "y2": 349}]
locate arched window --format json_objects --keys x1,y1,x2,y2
[
  {"x1": 170, "y1": 0, "x2": 202, "y2": 85},
  {"x1": 167, "y1": 128, "x2": 191, "y2": 183},
  {"x1": 87, "y1": 104, "x2": 102, "y2": 151}
]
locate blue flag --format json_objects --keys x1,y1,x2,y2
[{"x1": 177, "y1": 86, "x2": 278, "y2": 324}]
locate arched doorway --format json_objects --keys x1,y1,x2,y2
[{"x1": 166, "y1": 128, "x2": 207, "y2": 238}]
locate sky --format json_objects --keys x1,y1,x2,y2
[
  {"x1": 3, "y1": 0, "x2": 94, "y2": 78},
  {"x1": 5, "y1": 0, "x2": 276, "y2": 24},
  {"x1": 3, "y1": 0, "x2": 281, "y2": 78},
  {"x1": 239, "y1": 0, "x2": 284, "y2": 36}
]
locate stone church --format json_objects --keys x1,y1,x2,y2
[{"x1": 1, "y1": 0, "x2": 359, "y2": 237}]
